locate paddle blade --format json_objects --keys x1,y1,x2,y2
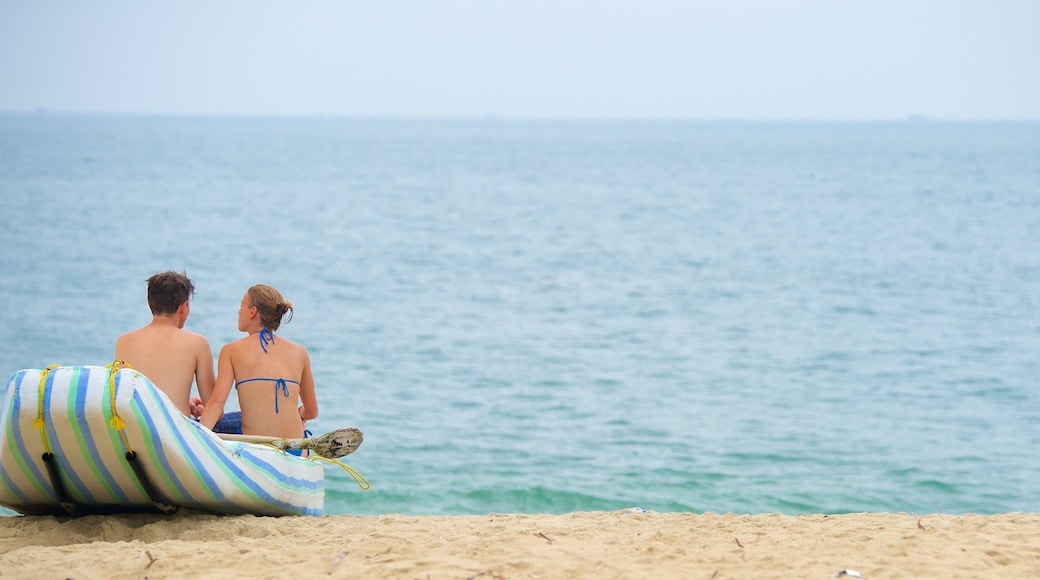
[{"x1": 311, "y1": 427, "x2": 363, "y2": 458}]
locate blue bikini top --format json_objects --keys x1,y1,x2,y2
[{"x1": 235, "y1": 328, "x2": 298, "y2": 414}]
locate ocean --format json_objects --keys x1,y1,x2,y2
[{"x1": 1, "y1": 114, "x2": 1038, "y2": 517}]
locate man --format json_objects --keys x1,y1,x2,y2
[{"x1": 114, "y1": 271, "x2": 215, "y2": 418}]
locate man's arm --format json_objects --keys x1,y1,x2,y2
[
  {"x1": 113, "y1": 333, "x2": 129, "y2": 362},
  {"x1": 199, "y1": 344, "x2": 234, "y2": 429},
  {"x1": 195, "y1": 336, "x2": 216, "y2": 405}
]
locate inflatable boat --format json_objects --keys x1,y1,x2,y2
[{"x1": 0, "y1": 364, "x2": 325, "y2": 516}]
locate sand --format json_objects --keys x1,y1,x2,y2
[{"x1": 1, "y1": 510, "x2": 1038, "y2": 579}]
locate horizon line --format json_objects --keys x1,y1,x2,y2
[{"x1": 1, "y1": 108, "x2": 1038, "y2": 123}]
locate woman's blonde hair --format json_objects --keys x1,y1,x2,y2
[{"x1": 247, "y1": 284, "x2": 294, "y2": 331}]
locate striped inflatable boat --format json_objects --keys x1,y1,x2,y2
[{"x1": 0, "y1": 364, "x2": 324, "y2": 516}]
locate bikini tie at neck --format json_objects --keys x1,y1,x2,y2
[{"x1": 259, "y1": 328, "x2": 275, "y2": 353}]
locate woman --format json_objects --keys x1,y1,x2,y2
[{"x1": 200, "y1": 284, "x2": 318, "y2": 442}]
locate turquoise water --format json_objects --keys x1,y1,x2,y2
[{"x1": 1, "y1": 114, "x2": 1039, "y2": 516}]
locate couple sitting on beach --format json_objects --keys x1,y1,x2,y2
[{"x1": 113, "y1": 271, "x2": 318, "y2": 447}]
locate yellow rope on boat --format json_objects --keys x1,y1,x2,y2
[
  {"x1": 106, "y1": 360, "x2": 134, "y2": 451},
  {"x1": 32, "y1": 364, "x2": 62, "y2": 453},
  {"x1": 307, "y1": 455, "x2": 371, "y2": 490}
]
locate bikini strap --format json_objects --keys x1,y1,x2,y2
[
  {"x1": 235, "y1": 375, "x2": 297, "y2": 414},
  {"x1": 274, "y1": 378, "x2": 290, "y2": 414}
]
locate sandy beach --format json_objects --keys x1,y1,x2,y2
[{"x1": 1, "y1": 510, "x2": 1037, "y2": 579}]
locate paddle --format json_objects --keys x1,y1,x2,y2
[{"x1": 217, "y1": 427, "x2": 363, "y2": 459}]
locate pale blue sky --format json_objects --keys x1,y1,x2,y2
[{"x1": 1, "y1": 0, "x2": 1038, "y2": 119}]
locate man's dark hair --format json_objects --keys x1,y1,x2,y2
[{"x1": 146, "y1": 271, "x2": 195, "y2": 315}]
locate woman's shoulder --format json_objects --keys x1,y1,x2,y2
[
  {"x1": 276, "y1": 335, "x2": 308, "y2": 352},
  {"x1": 272, "y1": 335, "x2": 310, "y2": 362},
  {"x1": 220, "y1": 335, "x2": 255, "y2": 353}
]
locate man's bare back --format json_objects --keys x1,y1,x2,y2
[
  {"x1": 115, "y1": 271, "x2": 215, "y2": 417},
  {"x1": 115, "y1": 316, "x2": 214, "y2": 416}
]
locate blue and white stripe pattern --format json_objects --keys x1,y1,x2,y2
[{"x1": 0, "y1": 365, "x2": 324, "y2": 516}]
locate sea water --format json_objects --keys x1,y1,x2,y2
[{"x1": 0, "y1": 114, "x2": 1038, "y2": 516}]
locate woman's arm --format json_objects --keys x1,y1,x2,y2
[{"x1": 297, "y1": 349, "x2": 319, "y2": 422}]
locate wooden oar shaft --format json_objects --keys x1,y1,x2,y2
[
  {"x1": 215, "y1": 427, "x2": 363, "y2": 459},
  {"x1": 216, "y1": 433, "x2": 306, "y2": 448}
]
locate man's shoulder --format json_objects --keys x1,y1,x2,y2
[
  {"x1": 114, "y1": 327, "x2": 149, "y2": 351},
  {"x1": 179, "y1": 328, "x2": 212, "y2": 344},
  {"x1": 116, "y1": 326, "x2": 146, "y2": 340},
  {"x1": 136, "y1": 327, "x2": 209, "y2": 357}
]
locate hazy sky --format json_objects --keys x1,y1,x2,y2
[{"x1": 2, "y1": 1, "x2": 1038, "y2": 119}]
